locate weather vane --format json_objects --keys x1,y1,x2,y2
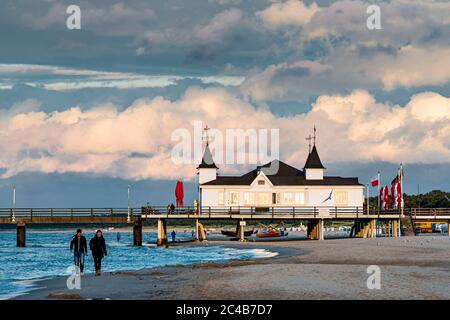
[
  {"x1": 306, "y1": 134, "x2": 312, "y2": 153},
  {"x1": 313, "y1": 125, "x2": 317, "y2": 146},
  {"x1": 202, "y1": 124, "x2": 211, "y2": 145}
]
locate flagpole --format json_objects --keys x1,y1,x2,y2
[
  {"x1": 400, "y1": 163, "x2": 404, "y2": 217},
  {"x1": 366, "y1": 183, "x2": 370, "y2": 215},
  {"x1": 377, "y1": 171, "x2": 381, "y2": 210}
]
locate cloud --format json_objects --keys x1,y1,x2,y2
[
  {"x1": 196, "y1": 8, "x2": 243, "y2": 43},
  {"x1": 242, "y1": 60, "x2": 333, "y2": 101},
  {"x1": 22, "y1": 2, "x2": 156, "y2": 34},
  {"x1": 0, "y1": 64, "x2": 245, "y2": 91},
  {"x1": 372, "y1": 45, "x2": 450, "y2": 90},
  {"x1": 242, "y1": 43, "x2": 450, "y2": 101},
  {"x1": 243, "y1": 0, "x2": 450, "y2": 101},
  {"x1": 0, "y1": 88, "x2": 449, "y2": 180},
  {"x1": 256, "y1": 0, "x2": 320, "y2": 28}
]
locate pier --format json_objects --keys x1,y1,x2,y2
[{"x1": 1, "y1": 206, "x2": 449, "y2": 246}]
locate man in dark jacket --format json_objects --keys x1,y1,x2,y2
[
  {"x1": 89, "y1": 230, "x2": 107, "y2": 276},
  {"x1": 70, "y1": 229, "x2": 87, "y2": 276}
]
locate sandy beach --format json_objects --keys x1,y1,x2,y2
[{"x1": 14, "y1": 236, "x2": 450, "y2": 300}]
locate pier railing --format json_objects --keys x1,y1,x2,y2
[
  {"x1": 0, "y1": 206, "x2": 449, "y2": 222},
  {"x1": 0, "y1": 207, "x2": 140, "y2": 219},
  {"x1": 199, "y1": 206, "x2": 367, "y2": 218}
]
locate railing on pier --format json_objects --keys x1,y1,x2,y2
[
  {"x1": 0, "y1": 207, "x2": 139, "y2": 219},
  {"x1": 0, "y1": 206, "x2": 449, "y2": 222},
  {"x1": 199, "y1": 206, "x2": 367, "y2": 218},
  {"x1": 408, "y1": 208, "x2": 450, "y2": 220}
]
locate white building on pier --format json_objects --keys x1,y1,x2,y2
[{"x1": 197, "y1": 138, "x2": 364, "y2": 211}]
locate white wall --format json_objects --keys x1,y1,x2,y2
[
  {"x1": 200, "y1": 185, "x2": 364, "y2": 207},
  {"x1": 305, "y1": 187, "x2": 363, "y2": 207},
  {"x1": 305, "y1": 168, "x2": 324, "y2": 180},
  {"x1": 198, "y1": 168, "x2": 217, "y2": 184},
  {"x1": 201, "y1": 187, "x2": 221, "y2": 207}
]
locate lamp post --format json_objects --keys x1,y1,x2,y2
[
  {"x1": 12, "y1": 185, "x2": 16, "y2": 223},
  {"x1": 366, "y1": 183, "x2": 370, "y2": 215},
  {"x1": 127, "y1": 185, "x2": 131, "y2": 223}
]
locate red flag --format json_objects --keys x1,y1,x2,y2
[
  {"x1": 396, "y1": 181, "x2": 402, "y2": 209},
  {"x1": 175, "y1": 180, "x2": 184, "y2": 207},
  {"x1": 384, "y1": 186, "x2": 390, "y2": 210},
  {"x1": 380, "y1": 187, "x2": 384, "y2": 209},
  {"x1": 391, "y1": 182, "x2": 397, "y2": 209},
  {"x1": 370, "y1": 175, "x2": 379, "y2": 187}
]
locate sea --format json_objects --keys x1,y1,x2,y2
[{"x1": 0, "y1": 229, "x2": 277, "y2": 299}]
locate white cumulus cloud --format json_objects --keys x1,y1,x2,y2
[{"x1": 0, "y1": 88, "x2": 449, "y2": 180}]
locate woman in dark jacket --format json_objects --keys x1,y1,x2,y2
[{"x1": 89, "y1": 230, "x2": 107, "y2": 276}]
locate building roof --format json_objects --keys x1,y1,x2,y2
[
  {"x1": 197, "y1": 143, "x2": 218, "y2": 169},
  {"x1": 304, "y1": 145, "x2": 325, "y2": 169},
  {"x1": 202, "y1": 160, "x2": 362, "y2": 186}
]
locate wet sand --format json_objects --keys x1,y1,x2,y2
[{"x1": 14, "y1": 236, "x2": 450, "y2": 300}]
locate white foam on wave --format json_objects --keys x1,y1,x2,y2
[
  {"x1": 223, "y1": 247, "x2": 279, "y2": 258},
  {"x1": 248, "y1": 248, "x2": 279, "y2": 258}
]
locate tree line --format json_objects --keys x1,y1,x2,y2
[{"x1": 368, "y1": 190, "x2": 450, "y2": 208}]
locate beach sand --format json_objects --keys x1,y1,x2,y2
[{"x1": 14, "y1": 236, "x2": 450, "y2": 300}]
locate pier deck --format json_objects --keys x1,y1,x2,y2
[
  {"x1": 1, "y1": 206, "x2": 448, "y2": 246},
  {"x1": 0, "y1": 206, "x2": 450, "y2": 224}
]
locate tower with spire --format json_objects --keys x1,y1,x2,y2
[
  {"x1": 197, "y1": 125, "x2": 218, "y2": 184},
  {"x1": 304, "y1": 125, "x2": 325, "y2": 180}
]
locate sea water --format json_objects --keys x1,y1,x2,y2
[{"x1": 0, "y1": 230, "x2": 277, "y2": 299}]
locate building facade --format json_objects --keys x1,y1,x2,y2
[{"x1": 197, "y1": 143, "x2": 364, "y2": 209}]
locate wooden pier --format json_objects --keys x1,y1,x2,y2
[{"x1": 0, "y1": 206, "x2": 449, "y2": 246}]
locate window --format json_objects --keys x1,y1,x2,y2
[
  {"x1": 272, "y1": 193, "x2": 279, "y2": 204},
  {"x1": 218, "y1": 191, "x2": 224, "y2": 206},
  {"x1": 294, "y1": 192, "x2": 305, "y2": 205},
  {"x1": 335, "y1": 191, "x2": 348, "y2": 206},
  {"x1": 282, "y1": 193, "x2": 294, "y2": 204},
  {"x1": 258, "y1": 180, "x2": 265, "y2": 185},
  {"x1": 230, "y1": 191, "x2": 239, "y2": 205},
  {"x1": 243, "y1": 192, "x2": 255, "y2": 205},
  {"x1": 257, "y1": 193, "x2": 270, "y2": 206}
]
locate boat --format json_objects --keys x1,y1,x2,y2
[
  {"x1": 255, "y1": 230, "x2": 288, "y2": 238},
  {"x1": 255, "y1": 222, "x2": 288, "y2": 238},
  {"x1": 221, "y1": 230, "x2": 254, "y2": 237}
]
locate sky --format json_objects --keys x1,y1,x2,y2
[{"x1": 0, "y1": 0, "x2": 449, "y2": 207}]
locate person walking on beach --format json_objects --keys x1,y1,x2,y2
[
  {"x1": 171, "y1": 230, "x2": 176, "y2": 242},
  {"x1": 89, "y1": 230, "x2": 107, "y2": 276},
  {"x1": 70, "y1": 229, "x2": 87, "y2": 276}
]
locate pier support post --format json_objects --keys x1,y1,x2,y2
[
  {"x1": 307, "y1": 220, "x2": 323, "y2": 240},
  {"x1": 17, "y1": 222, "x2": 26, "y2": 247},
  {"x1": 238, "y1": 220, "x2": 246, "y2": 242},
  {"x1": 195, "y1": 219, "x2": 199, "y2": 241},
  {"x1": 318, "y1": 219, "x2": 324, "y2": 240},
  {"x1": 157, "y1": 219, "x2": 167, "y2": 246},
  {"x1": 392, "y1": 220, "x2": 398, "y2": 238},
  {"x1": 133, "y1": 218, "x2": 142, "y2": 246},
  {"x1": 352, "y1": 219, "x2": 377, "y2": 238},
  {"x1": 370, "y1": 219, "x2": 377, "y2": 238}
]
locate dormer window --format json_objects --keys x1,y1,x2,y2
[{"x1": 258, "y1": 180, "x2": 265, "y2": 185}]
